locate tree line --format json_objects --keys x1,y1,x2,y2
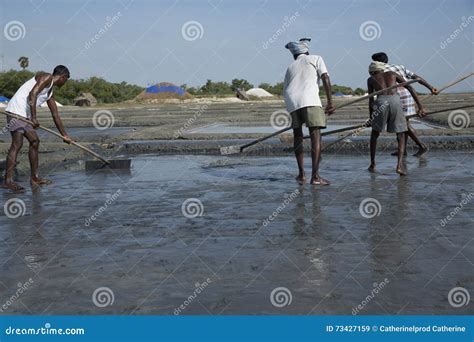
[
  {"x1": 182, "y1": 79, "x2": 366, "y2": 96},
  {"x1": 0, "y1": 70, "x2": 366, "y2": 105}
]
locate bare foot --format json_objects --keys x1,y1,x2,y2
[
  {"x1": 1, "y1": 182, "x2": 25, "y2": 191},
  {"x1": 31, "y1": 177, "x2": 53, "y2": 186},
  {"x1": 310, "y1": 177, "x2": 330, "y2": 186},
  {"x1": 368, "y1": 164, "x2": 376, "y2": 173},
  {"x1": 413, "y1": 146, "x2": 428, "y2": 157},
  {"x1": 396, "y1": 167, "x2": 407, "y2": 176},
  {"x1": 295, "y1": 175, "x2": 306, "y2": 185}
]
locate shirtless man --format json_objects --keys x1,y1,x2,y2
[
  {"x1": 367, "y1": 61, "x2": 425, "y2": 176},
  {"x1": 2, "y1": 65, "x2": 72, "y2": 191},
  {"x1": 371, "y1": 52, "x2": 438, "y2": 157}
]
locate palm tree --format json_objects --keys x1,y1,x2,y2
[{"x1": 18, "y1": 56, "x2": 29, "y2": 70}]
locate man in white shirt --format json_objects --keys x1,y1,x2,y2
[
  {"x1": 2, "y1": 65, "x2": 71, "y2": 191},
  {"x1": 283, "y1": 38, "x2": 335, "y2": 185}
]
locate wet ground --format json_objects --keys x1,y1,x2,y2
[
  {"x1": 0, "y1": 151, "x2": 472, "y2": 315},
  {"x1": 185, "y1": 121, "x2": 438, "y2": 134}
]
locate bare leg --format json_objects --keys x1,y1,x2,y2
[
  {"x1": 2, "y1": 131, "x2": 24, "y2": 191},
  {"x1": 24, "y1": 130, "x2": 51, "y2": 186},
  {"x1": 368, "y1": 130, "x2": 379, "y2": 172},
  {"x1": 309, "y1": 127, "x2": 329, "y2": 185},
  {"x1": 407, "y1": 123, "x2": 427, "y2": 157},
  {"x1": 391, "y1": 132, "x2": 408, "y2": 156},
  {"x1": 396, "y1": 132, "x2": 407, "y2": 176},
  {"x1": 293, "y1": 127, "x2": 306, "y2": 184}
]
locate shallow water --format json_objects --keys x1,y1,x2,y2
[
  {"x1": 0, "y1": 152, "x2": 472, "y2": 315},
  {"x1": 186, "y1": 122, "x2": 437, "y2": 134}
]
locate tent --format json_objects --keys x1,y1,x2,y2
[
  {"x1": 135, "y1": 82, "x2": 191, "y2": 102},
  {"x1": 334, "y1": 92, "x2": 345, "y2": 97},
  {"x1": 145, "y1": 83, "x2": 186, "y2": 96},
  {"x1": 0, "y1": 96, "x2": 10, "y2": 103}
]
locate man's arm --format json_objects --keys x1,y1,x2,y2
[
  {"x1": 401, "y1": 65, "x2": 437, "y2": 94},
  {"x1": 28, "y1": 74, "x2": 52, "y2": 127},
  {"x1": 47, "y1": 96, "x2": 72, "y2": 143},
  {"x1": 321, "y1": 73, "x2": 335, "y2": 115},
  {"x1": 413, "y1": 74, "x2": 438, "y2": 94}
]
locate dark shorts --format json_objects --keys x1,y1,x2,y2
[
  {"x1": 6, "y1": 114, "x2": 34, "y2": 133},
  {"x1": 371, "y1": 95, "x2": 408, "y2": 133}
]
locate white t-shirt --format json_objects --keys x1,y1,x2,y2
[
  {"x1": 6, "y1": 76, "x2": 54, "y2": 118},
  {"x1": 283, "y1": 54, "x2": 328, "y2": 113}
]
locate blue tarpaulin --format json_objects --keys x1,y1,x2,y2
[
  {"x1": 0, "y1": 96, "x2": 10, "y2": 102},
  {"x1": 145, "y1": 85, "x2": 185, "y2": 96}
]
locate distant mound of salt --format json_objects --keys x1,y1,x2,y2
[{"x1": 246, "y1": 88, "x2": 273, "y2": 98}]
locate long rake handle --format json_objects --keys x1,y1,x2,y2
[
  {"x1": 317, "y1": 72, "x2": 474, "y2": 149},
  {"x1": 320, "y1": 104, "x2": 474, "y2": 151},
  {"x1": 436, "y1": 72, "x2": 473, "y2": 93},
  {"x1": 240, "y1": 127, "x2": 291, "y2": 151},
  {"x1": 240, "y1": 80, "x2": 420, "y2": 152},
  {"x1": 1, "y1": 110, "x2": 110, "y2": 165},
  {"x1": 302, "y1": 79, "x2": 419, "y2": 140},
  {"x1": 327, "y1": 79, "x2": 419, "y2": 110}
]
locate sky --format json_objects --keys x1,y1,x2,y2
[{"x1": 1, "y1": 0, "x2": 473, "y2": 92}]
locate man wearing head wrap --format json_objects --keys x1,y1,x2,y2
[
  {"x1": 283, "y1": 38, "x2": 335, "y2": 186},
  {"x1": 366, "y1": 58, "x2": 425, "y2": 176},
  {"x1": 371, "y1": 52, "x2": 438, "y2": 157},
  {"x1": 368, "y1": 61, "x2": 388, "y2": 74}
]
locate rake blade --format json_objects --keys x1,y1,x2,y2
[
  {"x1": 85, "y1": 159, "x2": 131, "y2": 171},
  {"x1": 219, "y1": 145, "x2": 241, "y2": 155}
]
